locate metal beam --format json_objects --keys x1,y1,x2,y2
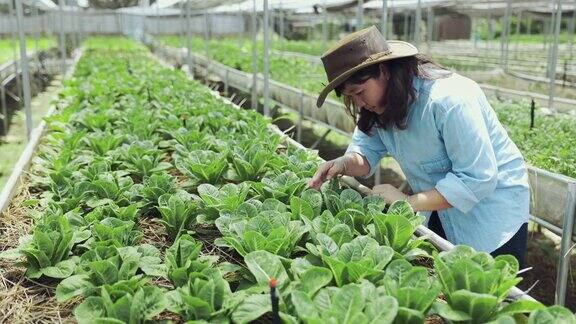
[
  {"x1": 569, "y1": 2, "x2": 576, "y2": 60},
  {"x1": 15, "y1": 0, "x2": 33, "y2": 139},
  {"x1": 426, "y1": 7, "x2": 433, "y2": 50},
  {"x1": 555, "y1": 182, "x2": 576, "y2": 306},
  {"x1": 414, "y1": 0, "x2": 421, "y2": 47},
  {"x1": 547, "y1": 0, "x2": 562, "y2": 110},
  {"x1": 58, "y1": 0, "x2": 66, "y2": 75},
  {"x1": 381, "y1": 0, "x2": 388, "y2": 38},
  {"x1": 263, "y1": 0, "x2": 270, "y2": 117},
  {"x1": 322, "y1": 0, "x2": 328, "y2": 49},
  {"x1": 357, "y1": 0, "x2": 364, "y2": 30},
  {"x1": 8, "y1": 0, "x2": 21, "y2": 109},
  {"x1": 500, "y1": 0, "x2": 512, "y2": 70},
  {"x1": 251, "y1": 0, "x2": 258, "y2": 110}
]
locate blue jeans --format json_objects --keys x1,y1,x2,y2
[{"x1": 428, "y1": 211, "x2": 528, "y2": 268}]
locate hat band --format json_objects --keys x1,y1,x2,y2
[{"x1": 363, "y1": 49, "x2": 392, "y2": 64}]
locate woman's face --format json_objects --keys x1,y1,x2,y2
[{"x1": 342, "y1": 65, "x2": 389, "y2": 115}]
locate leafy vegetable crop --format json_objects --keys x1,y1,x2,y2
[{"x1": 0, "y1": 37, "x2": 570, "y2": 323}]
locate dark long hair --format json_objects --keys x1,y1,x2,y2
[{"x1": 335, "y1": 54, "x2": 450, "y2": 134}]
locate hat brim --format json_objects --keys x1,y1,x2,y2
[{"x1": 316, "y1": 40, "x2": 418, "y2": 108}]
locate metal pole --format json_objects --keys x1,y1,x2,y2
[
  {"x1": 186, "y1": 0, "x2": 192, "y2": 77},
  {"x1": 156, "y1": 4, "x2": 160, "y2": 36},
  {"x1": 389, "y1": 0, "x2": 394, "y2": 38},
  {"x1": 251, "y1": 0, "x2": 258, "y2": 111},
  {"x1": 238, "y1": 3, "x2": 243, "y2": 48},
  {"x1": 322, "y1": 0, "x2": 328, "y2": 49},
  {"x1": 357, "y1": 0, "x2": 364, "y2": 30},
  {"x1": 488, "y1": 9, "x2": 494, "y2": 48},
  {"x1": 71, "y1": 7, "x2": 77, "y2": 52},
  {"x1": 547, "y1": 0, "x2": 562, "y2": 110},
  {"x1": 403, "y1": 10, "x2": 408, "y2": 41},
  {"x1": 203, "y1": 9, "x2": 210, "y2": 59},
  {"x1": 279, "y1": 1, "x2": 284, "y2": 42},
  {"x1": 263, "y1": 0, "x2": 270, "y2": 117},
  {"x1": 58, "y1": 0, "x2": 66, "y2": 75},
  {"x1": 15, "y1": 0, "x2": 33, "y2": 140},
  {"x1": 514, "y1": 10, "x2": 522, "y2": 55},
  {"x1": 77, "y1": 7, "x2": 82, "y2": 46},
  {"x1": 381, "y1": 0, "x2": 388, "y2": 38},
  {"x1": 427, "y1": 7, "x2": 433, "y2": 51},
  {"x1": 8, "y1": 0, "x2": 21, "y2": 108},
  {"x1": 414, "y1": 0, "x2": 421, "y2": 48},
  {"x1": 33, "y1": 1, "x2": 40, "y2": 55},
  {"x1": 179, "y1": 4, "x2": 184, "y2": 48},
  {"x1": 547, "y1": 12, "x2": 556, "y2": 54},
  {"x1": 297, "y1": 91, "x2": 303, "y2": 142},
  {"x1": 1, "y1": 85, "x2": 7, "y2": 136},
  {"x1": 500, "y1": 0, "x2": 512, "y2": 70},
  {"x1": 555, "y1": 182, "x2": 576, "y2": 306},
  {"x1": 569, "y1": 2, "x2": 576, "y2": 60}
]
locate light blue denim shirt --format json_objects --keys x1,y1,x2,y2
[{"x1": 346, "y1": 72, "x2": 530, "y2": 253}]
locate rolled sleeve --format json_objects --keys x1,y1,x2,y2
[
  {"x1": 345, "y1": 126, "x2": 387, "y2": 178},
  {"x1": 434, "y1": 97, "x2": 498, "y2": 213}
]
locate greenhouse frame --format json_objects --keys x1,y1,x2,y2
[{"x1": 1, "y1": 0, "x2": 576, "y2": 322}]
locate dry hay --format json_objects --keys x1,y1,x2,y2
[{"x1": 0, "y1": 180, "x2": 77, "y2": 323}]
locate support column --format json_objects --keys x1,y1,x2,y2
[
  {"x1": 426, "y1": 7, "x2": 433, "y2": 51},
  {"x1": 414, "y1": 0, "x2": 421, "y2": 47},
  {"x1": 357, "y1": 0, "x2": 364, "y2": 30},
  {"x1": 381, "y1": 0, "x2": 388, "y2": 38},
  {"x1": 547, "y1": 0, "x2": 562, "y2": 110},
  {"x1": 186, "y1": 0, "x2": 192, "y2": 77},
  {"x1": 58, "y1": 0, "x2": 66, "y2": 75},
  {"x1": 15, "y1": 0, "x2": 33, "y2": 139},
  {"x1": 8, "y1": 0, "x2": 21, "y2": 108},
  {"x1": 568, "y1": 2, "x2": 576, "y2": 60},
  {"x1": 500, "y1": 0, "x2": 512, "y2": 70},
  {"x1": 322, "y1": 0, "x2": 328, "y2": 49},
  {"x1": 251, "y1": 0, "x2": 258, "y2": 110},
  {"x1": 263, "y1": 0, "x2": 270, "y2": 117}
]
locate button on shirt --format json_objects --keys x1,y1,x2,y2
[{"x1": 345, "y1": 72, "x2": 530, "y2": 253}]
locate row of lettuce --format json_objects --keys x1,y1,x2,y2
[
  {"x1": 161, "y1": 36, "x2": 576, "y2": 179},
  {"x1": 1, "y1": 38, "x2": 573, "y2": 323}
]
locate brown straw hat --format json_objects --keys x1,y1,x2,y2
[{"x1": 316, "y1": 25, "x2": 418, "y2": 108}]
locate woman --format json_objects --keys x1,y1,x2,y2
[{"x1": 309, "y1": 26, "x2": 529, "y2": 266}]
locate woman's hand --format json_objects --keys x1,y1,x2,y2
[
  {"x1": 371, "y1": 184, "x2": 408, "y2": 204},
  {"x1": 308, "y1": 156, "x2": 349, "y2": 190}
]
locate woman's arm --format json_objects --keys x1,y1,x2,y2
[
  {"x1": 408, "y1": 189, "x2": 452, "y2": 212},
  {"x1": 371, "y1": 184, "x2": 452, "y2": 212},
  {"x1": 308, "y1": 152, "x2": 370, "y2": 189}
]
